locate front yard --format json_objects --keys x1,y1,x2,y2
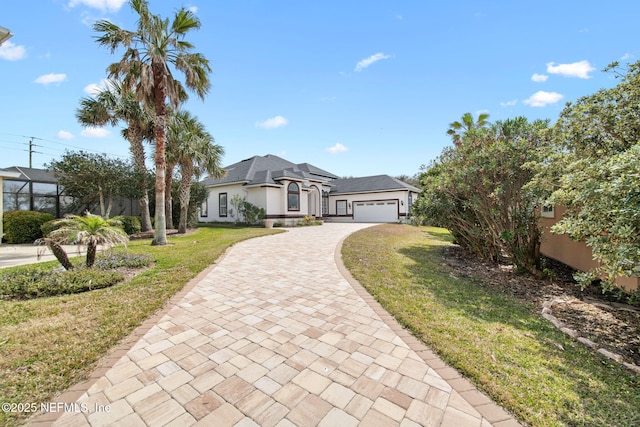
[
  {"x1": 0, "y1": 225, "x2": 280, "y2": 427},
  {"x1": 341, "y1": 224, "x2": 640, "y2": 427}
]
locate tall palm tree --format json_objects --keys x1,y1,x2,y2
[
  {"x1": 76, "y1": 79, "x2": 155, "y2": 232},
  {"x1": 45, "y1": 212, "x2": 129, "y2": 268},
  {"x1": 168, "y1": 110, "x2": 225, "y2": 233},
  {"x1": 447, "y1": 112, "x2": 490, "y2": 145},
  {"x1": 93, "y1": 0, "x2": 211, "y2": 245}
]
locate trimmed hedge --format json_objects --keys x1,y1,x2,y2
[
  {"x1": 3, "y1": 211, "x2": 55, "y2": 244},
  {"x1": 0, "y1": 268, "x2": 124, "y2": 299}
]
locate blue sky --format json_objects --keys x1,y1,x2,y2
[{"x1": 1, "y1": 1, "x2": 639, "y2": 178}]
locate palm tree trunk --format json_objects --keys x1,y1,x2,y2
[
  {"x1": 129, "y1": 129, "x2": 153, "y2": 232},
  {"x1": 165, "y1": 161, "x2": 177, "y2": 230},
  {"x1": 177, "y1": 162, "x2": 194, "y2": 234},
  {"x1": 86, "y1": 242, "x2": 97, "y2": 268},
  {"x1": 47, "y1": 241, "x2": 74, "y2": 271},
  {"x1": 151, "y1": 61, "x2": 168, "y2": 246}
]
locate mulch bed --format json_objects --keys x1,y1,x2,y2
[{"x1": 440, "y1": 245, "x2": 640, "y2": 367}]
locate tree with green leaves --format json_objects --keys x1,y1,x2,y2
[
  {"x1": 414, "y1": 116, "x2": 548, "y2": 274},
  {"x1": 42, "y1": 212, "x2": 129, "y2": 269},
  {"x1": 48, "y1": 151, "x2": 139, "y2": 218},
  {"x1": 94, "y1": 0, "x2": 211, "y2": 245},
  {"x1": 529, "y1": 60, "x2": 640, "y2": 290},
  {"x1": 76, "y1": 79, "x2": 155, "y2": 232}
]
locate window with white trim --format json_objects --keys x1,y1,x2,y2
[{"x1": 288, "y1": 182, "x2": 300, "y2": 211}]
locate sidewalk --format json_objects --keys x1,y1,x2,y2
[
  {"x1": 0, "y1": 243, "x2": 111, "y2": 269},
  {"x1": 29, "y1": 223, "x2": 521, "y2": 426}
]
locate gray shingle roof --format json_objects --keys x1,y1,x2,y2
[
  {"x1": 2, "y1": 166, "x2": 57, "y2": 183},
  {"x1": 329, "y1": 175, "x2": 421, "y2": 194},
  {"x1": 201, "y1": 154, "x2": 338, "y2": 187},
  {"x1": 200, "y1": 154, "x2": 420, "y2": 194}
]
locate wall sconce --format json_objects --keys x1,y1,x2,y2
[
  {"x1": 401, "y1": 200, "x2": 404, "y2": 206},
  {"x1": 348, "y1": 202, "x2": 351, "y2": 209}
]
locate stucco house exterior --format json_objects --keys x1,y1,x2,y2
[
  {"x1": 540, "y1": 205, "x2": 639, "y2": 292},
  {"x1": 199, "y1": 154, "x2": 420, "y2": 225}
]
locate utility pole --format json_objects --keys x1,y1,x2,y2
[{"x1": 29, "y1": 137, "x2": 33, "y2": 168}]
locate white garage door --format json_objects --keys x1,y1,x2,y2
[{"x1": 353, "y1": 200, "x2": 398, "y2": 223}]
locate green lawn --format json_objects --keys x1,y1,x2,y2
[
  {"x1": 342, "y1": 224, "x2": 640, "y2": 427},
  {"x1": 0, "y1": 225, "x2": 280, "y2": 427}
]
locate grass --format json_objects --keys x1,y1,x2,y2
[
  {"x1": 342, "y1": 224, "x2": 640, "y2": 427},
  {"x1": 0, "y1": 226, "x2": 280, "y2": 427}
]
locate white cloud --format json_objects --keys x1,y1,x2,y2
[
  {"x1": 326, "y1": 143, "x2": 348, "y2": 154},
  {"x1": 34, "y1": 73, "x2": 67, "y2": 85},
  {"x1": 354, "y1": 53, "x2": 391, "y2": 72},
  {"x1": 523, "y1": 91, "x2": 564, "y2": 107},
  {"x1": 621, "y1": 53, "x2": 634, "y2": 61},
  {"x1": 255, "y1": 115, "x2": 288, "y2": 129},
  {"x1": 0, "y1": 41, "x2": 27, "y2": 61},
  {"x1": 83, "y1": 79, "x2": 109, "y2": 96},
  {"x1": 188, "y1": 6, "x2": 198, "y2": 13},
  {"x1": 546, "y1": 60, "x2": 595, "y2": 79},
  {"x1": 531, "y1": 73, "x2": 548, "y2": 82},
  {"x1": 80, "y1": 127, "x2": 110, "y2": 138},
  {"x1": 500, "y1": 99, "x2": 517, "y2": 107},
  {"x1": 57, "y1": 130, "x2": 74, "y2": 140},
  {"x1": 67, "y1": 0, "x2": 126, "y2": 12}
]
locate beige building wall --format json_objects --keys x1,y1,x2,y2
[{"x1": 540, "y1": 205, "x2": 639, "y2": 292}]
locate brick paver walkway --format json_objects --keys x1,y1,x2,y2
[{"x1": 31, "y1": 223, "x2": 520, "y2": 426}]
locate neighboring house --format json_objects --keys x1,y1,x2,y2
[
  {"x1": 1, "y1": 166, "x2": 140, "y2": 219},
  {"x1": 199, "y1": 154, "x2": 420, "y2": 224},
  {"x1": 540, "y1": 205, "x2": 639, "y2": 292},
  {"x1": 0, "y1": 168, "x2": 21, "y2": 241}
]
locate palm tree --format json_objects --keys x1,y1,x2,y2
[
  {"x1": 94, "y1": 0, "x2": 211, "y2": 245},
  {"x1": 447, "y1": 112, "x2": 490, "y2": 145},
  {"x1": 44, "y1": 212, "x2": 129, "y2": 268},
  {"x1": 168, "y1": 110, "x2": 225, "y2": 233},
  {"x1": 76, "y1": 79, "x2": 155, "y2": 232}
]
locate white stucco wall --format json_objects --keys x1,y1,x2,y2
[{"x1": 328, "y1": 190, "x2": 418, "y2": 222}]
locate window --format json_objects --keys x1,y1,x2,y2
[
  {"x1": 408, "y1": 193, "x2": 413, "y2": 211},
  {"x1": 200, "y1": 199, "x2": 208, "y2": 217},
  {"x1": 541, "y1": 205, "x2": 554, "y2": 219},
  {"x1": 322, "y1": 191, "x2": 329, "y2": 215},
  {"x1": 336, "y1": 200, "x2": 347, "y2": 215},
  {"x1": 219, "y1": 193, "x2": 227, "y2": 217},
  {"x1": 288, "y1": 182, "x2": 300, "y2": 211}
]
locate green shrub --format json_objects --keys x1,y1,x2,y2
[
  {"x1": 0, "y1": 268, "x2": 124, "y2": 299},
  {"x1": 118, "y1": 216, "x2": 142, "y2": 235},
  {"x1": 3, "y1": 211, "x2": 55, "y2": 244},
  {"x1": 40, "y1": 219, "x2": 64, "y2": 237}
]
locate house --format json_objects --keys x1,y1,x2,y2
[
  {"x1": 1, "y1": 166, "x2": 140, "y2": 219},
  {"x1": 540, "y1": 205, "x2": 639, "y2": 292},
  {"x1": 199, "y1": 154, "x2": 420, "y2": 224},
  {"x1": 0, "y1": 168, "x2": 21, "y2": 241}
]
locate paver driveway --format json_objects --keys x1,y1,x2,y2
[{"x1": 34, "y1": 223, "x2": 519, "y2": 427}]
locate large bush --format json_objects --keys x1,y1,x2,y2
[
  {"x1": 414, "y1": 116, "x2": 548, "y2": 274},
  {"x1": 3, "y1": 211, "x2": 55, "y2": 244}
]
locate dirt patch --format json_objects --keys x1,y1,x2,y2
[{"x1": 441, "y1": 245, "x2": 640, "y2": 367}]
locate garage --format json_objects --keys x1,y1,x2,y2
[{"x1": 353, "y1": 200, "x2": 398, "y2": 223}]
